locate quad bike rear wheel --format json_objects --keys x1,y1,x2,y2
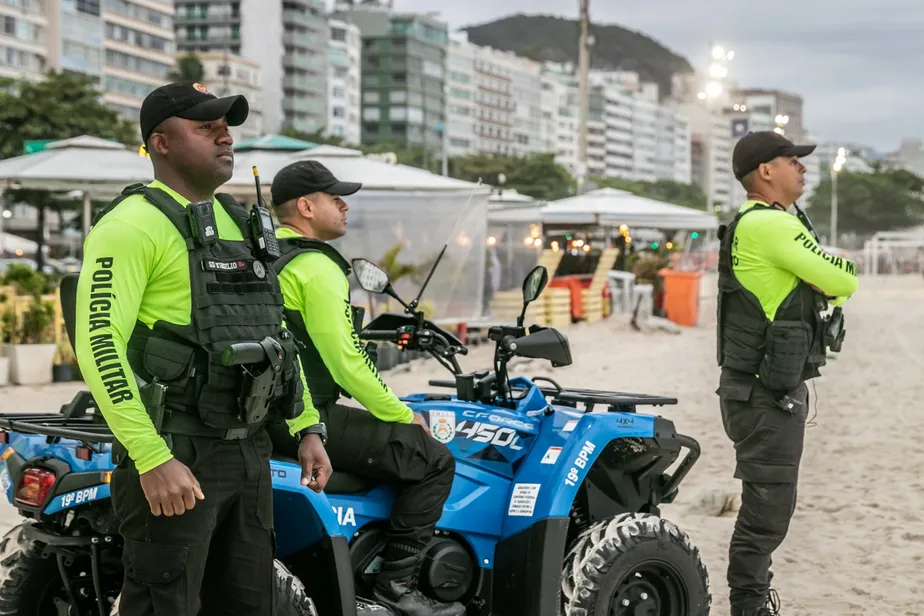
[
  {"x1": 560, "y1": 512, "x2": 711, "y2": 616},
  {"x1": 0, "y1": 523, "x2": 317, "y2": 616},
  {"x1": 110, "y1": 560, "x2": 317, "y2": 616}
]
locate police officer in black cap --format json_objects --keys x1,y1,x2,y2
[
  {"x1": 716, "y1": 131, "x2": 858, "y2": 615},
  {"x1": 264, "y1": 160, "x2": 462, "y2": 616},
  {"x1": 75, "y1": 81, "x2": 331, "y2": 615}
]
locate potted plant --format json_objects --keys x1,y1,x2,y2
[
  {"x1": 53, "y1": 338, "x2": 78, "y2": 382},
  {"x1": 0, "y1": 293, "x2": 10, "y2": 387},
  {"x1": 7, "y1": 296, "x2": 56, "y2": 385}
]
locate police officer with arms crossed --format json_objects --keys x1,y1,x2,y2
[
  {"x1": 716, "y1": 131, "x2": 859, "y2": 616},
  {"x1": 263, "y1": 160, "x2": 463, "y2": 616},
  {"x1": 75, "y1": 82, "x2": 332, "y2": 615}
]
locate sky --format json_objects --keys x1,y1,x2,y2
[{"x1": 360, "y1": 0, "x2": 924, "y2": 153}]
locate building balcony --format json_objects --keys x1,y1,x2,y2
[{"x1": 283, "y1": 95, "x2": 326, "y2": 116}]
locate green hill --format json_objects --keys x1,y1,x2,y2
[{"x1": 461, "y1": 13, "x2": 694, "y2": 99}]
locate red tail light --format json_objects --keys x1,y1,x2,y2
[{"x1": 15, "y1": 468, "x2": 56, "y2": 507}]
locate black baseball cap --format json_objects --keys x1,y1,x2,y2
[
  {"x1": 732, "y1": 131, "x2": 816, "y2": 180},
  {"x1": 140, "y1": 81, "x2": 249, "y2": 144},
  {"x1": 271, "y1": 160, "x2": 362, "y2": 206}
]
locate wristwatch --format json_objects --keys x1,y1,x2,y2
[{"x1": 297, "y1": 422, "x2": 327, "y2": 446}]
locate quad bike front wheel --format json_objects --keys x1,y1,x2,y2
[{"x1": 560, "y1": 512, "x2": 711, "y2": 616}]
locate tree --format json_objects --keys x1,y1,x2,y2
[
  {"x1": 807, "y1": 169, "x2": 924, "y2": 240},
  {"x1": 0, "y1": 71, "x2": 137, "y2": 160},
  {"x1": 590, "y1": 175, "x2": 708, "y2": 210},
  {"x1": 0, "y1": 71, "x2": 139, "y2": 270},
  {"x1": 168, "y1": 53, "x2": 204, "y2": 83},
  {"x1": 450, "y1": 153, "x2": 576, "y2": 201}
]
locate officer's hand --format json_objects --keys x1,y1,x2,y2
[
  {"x1": 298, "y1": 434, "x2": 332, "y2": 493},
  {"x1": 139, "y1": 458, "x2": 205, "y2": 517},
  {"x1": 411, "y1": 412, "x2": 428, "y2": 431}
]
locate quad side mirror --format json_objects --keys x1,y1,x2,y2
[
  {"x1": 518, "y1": 265, "x2": 549, "y2": 326},
  {"x1": 352, "y1": 258, "x2": 391, "y2": 294}
]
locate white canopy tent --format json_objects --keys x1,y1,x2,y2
[
  {"x1": 221, "y1": 144, "x2": 492, "y2": 321},
  {"x1": 0, "y1": 136, "x2": 152, "y2": 198},
  {"x1": 0, "y1": 135, "x2": 153, "y2": 252},
  {"x1": 485, "y1": 190, "x2": 546, "y2": 299},
  {"x1": 541, "y1": 187, "x2": 719, "y2": 231}
]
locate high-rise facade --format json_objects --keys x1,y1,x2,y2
[
  {"x1": 174, "y1": 0, "x2": 329, "y2": 135},
  {"x1": 0, "y1": 0, "x2": 48, "y2": 82},
  {"x1": 102, "y1": 0, "x2": 176, "y2": 120},
  {"x1": 327, "y1": 18, "x2": 361, "y2": 144},
  {"x1": 334, "y1": 2, "x2": 448, "y2": 153}
]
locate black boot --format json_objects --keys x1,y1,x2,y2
[
  {"x1": 372, "y1": 556, "x2": 465, "y2": 616},
  {"x1": 732, "y1": 588, "x2": 782, "y2": 616}
]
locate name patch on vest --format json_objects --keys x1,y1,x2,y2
[{"x1": 201, "y1": 258, "x2": 266, "y2": 278}]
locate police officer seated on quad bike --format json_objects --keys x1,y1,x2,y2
[{"x1": 264, "y1": 160, "x2": 463, "y2": 616}]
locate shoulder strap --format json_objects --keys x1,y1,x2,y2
[
  {"x1": 272, "y1": 237, "x2": 351, "y2": 276},
  {"x1": 91, "y1": 182, "x2": 146, "y2": 227},
  {"x1": 136, "y1": 187, "x2": 197, "y2": 250},
  {"x1": 215, "y1": 192, "x2": 253, "y2": 240},
  {"x1": 718, "y1": 203, "x2": 772, "y2": 280}
]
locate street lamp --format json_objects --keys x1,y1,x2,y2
[
  {"x1": 773, "y1": 114, "x2": 789, "y2": 136},
  {"x1": 697, "y1": 43, "x2": 734, "y2": 212},
  {"x1": 830, "y1": 147, "x2": 847, "y2": 245}
]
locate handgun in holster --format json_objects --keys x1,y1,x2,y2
[
  {"x1": 111, "y1": 378, "x2": 168, "y2": 466},
  {"x1": 824, "y1": 306, "x2": 846, "y2": 353}
]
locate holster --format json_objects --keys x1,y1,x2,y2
[{"x1": 112, "y1": 379, "x2": 168, "y2": 467}]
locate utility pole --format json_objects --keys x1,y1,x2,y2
[{"x1": 577, "y1": 0, "x2": 590, "y2": 168}]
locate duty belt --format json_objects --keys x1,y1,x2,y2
[{"x1": 160, "y1": 410, "x2": 265, "y2": 440}]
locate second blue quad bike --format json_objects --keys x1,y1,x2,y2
[{"x1": 0, "y1": 257, "x2": 710, "y2": 616}]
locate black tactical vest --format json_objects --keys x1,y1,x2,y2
[
  {"x1": 716, "y1": 203, "x2": 828, "y2": 392},
  {"x1": 271, "y1": 236, "x2": 366, "y2": 408},
  {"x1": 92, "y1": 184, "x2": 304, "y2": 433}
]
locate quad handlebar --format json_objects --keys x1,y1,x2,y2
[{"x1": 359, "y1": 323, "x2": 467, "y2": 375}]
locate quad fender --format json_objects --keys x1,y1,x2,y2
[
  {"x1": 269, "y1": 459, "x2": 344, "y2": 551},
  {"x1": 492, "y1": 411, "x2": 699, "y2": 616},
  {"x1": 500, "y1": 410, "x2": 658, "y2": 540}
]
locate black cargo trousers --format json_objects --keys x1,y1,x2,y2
[
  {"x1": 270, "y1": 402, "x2": 455, "y2": 559},
  {"x1": 110, "y1": 427, "x2": 277, "y2": 616},
  {"x1": 717, "y1": 368, "x2": 809, "y2": 611}
]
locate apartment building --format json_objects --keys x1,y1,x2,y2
[
  {"x1": 445, "y1": 30, "x2": 476, "y2": 156},
  {"x1": 1, "y1": 1, "x2": 176, "y2": 126},
  {"x1": 538, "y1": 74, "x2": 558, "y2": 155},
  {"x1": 335, "y1": 2, "x2": 448, "y2": 152},
  {"x1": 0, "y1": 0, "x2": 48, "y2": 81},
  {"x1": 197, "y1": 50, "x2": 262, "y2": 139},
  {"x1": 734, "y1": 88, "x2": 805, "y2": 143},
  {"x1": 102, "y1": 0, "x2": 176, "y2": 120},
  {"x1": 174, "y1": 0, "x2": 329, "y2": 135},
  {"x1": 584, "y1": 71, "x2": 693, "y2": 185},
  {"x1": 327, "y1": 18, "x2": 361, "y2": 145}
]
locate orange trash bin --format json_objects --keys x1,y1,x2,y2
[{"x1": 658, "y1": 269, "x2": 703, "y2": 327}]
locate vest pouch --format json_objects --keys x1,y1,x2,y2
[
  {"x1": 757, "y1": 320, "x2": 812, "y2": 392},
  {"x1": 141, "y1": 337, "x2": 198, "y2": 392}
]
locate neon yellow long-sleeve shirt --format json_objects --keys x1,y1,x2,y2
[
  {"x1": 75, "y1": 180, "x2": 318, "y2": 474},
  {"x1": 732, "y1": 200, "x2": 859, "y2": 320},
  {"x1": 274, "y1": 227, "x2": 414, "y2": 424}
]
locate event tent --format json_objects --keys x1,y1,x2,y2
[{"x1": 541, "y1": 187, "x2": 718, "y2": 231}]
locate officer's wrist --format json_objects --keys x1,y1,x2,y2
[{"x1": 296, "y1": 422, "x2": 327, "y2": 446}]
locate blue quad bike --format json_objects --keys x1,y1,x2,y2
[{"x1": 0, "y1": 260, "x2": 711, "y2": 616}]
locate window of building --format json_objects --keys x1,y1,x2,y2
[{"x1": 330, "y1": 27, "x2": 345, "y2": 41}]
